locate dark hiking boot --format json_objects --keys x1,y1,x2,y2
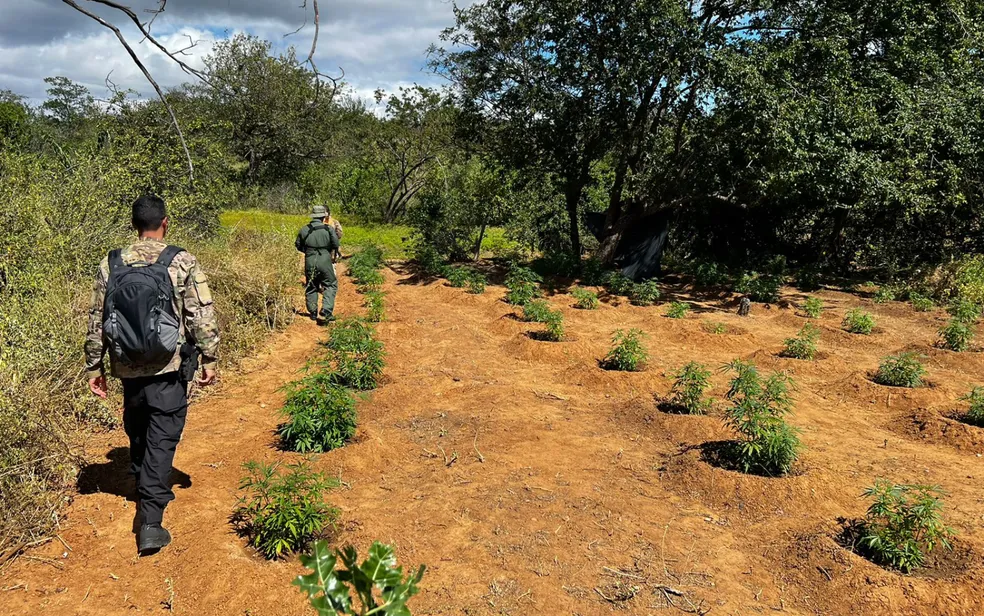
[
  {"x1": 321, "y1": 314, "x2": 337, "y2": 324},
  {"x1": 137, "y1": 524, "x2": 171, "y2": 556}
]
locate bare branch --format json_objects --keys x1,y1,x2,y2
[{"x1": 62, "y1": 0, "x2": 195, "y2": 182}]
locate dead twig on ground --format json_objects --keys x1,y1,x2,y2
[{"x1": 473, "y1": 428, "x2": 485, "y2": 463}]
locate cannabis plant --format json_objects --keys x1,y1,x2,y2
[
  {"x1": 939, "y1": 318, "x2": 974, "y2": 352},
  {"x1": 910, "y1": 294, "x2": 935, "y2": 312},
  {"x1": 445, "y1": 267, "x2": 471, "y2": 288},
  {"x1": 961, "y1": 387, "x2": 984, "y2": 427},
  {"x1": 802, "y1": 297, "x2": 823, "y2": 319},
  {"x1": 630, "y1": 280, "x2": 661, "y2": 306},
  {"x1": 874, "y1": 352, "x2": 926, "y2": 388},
  {"x1": 466, "y1": 271, "x2": 487, "y2": 294},
  {"x1": 843, "y1": 308, "x2": 876, "y2": 335},
  {"x1": 668, "y1": 362, "x2": 713, "y2": 415},
  {"x1": 522, "y1": 299, "x2": 552, "y2": 323},
  {"x1": 702, "y1": 321, "x2": 728, "y2": 335},
  {"x1": 781, "y1": 323, "x2": 821, "y2": 360},
  {"x1": 505, "y1": 265, "x2": 542, "y2": 305},
  {"x1": 604, "y1": 271, "x2": 635, "y2": 296},
  {"x1": 280, "y1": 372, "x2": 358, "y2": 453},
  {"x1": 602, "y1": 329, "x2": 648, "y2": 371},
  {"x1": 736, "y1": 272, "x2": 782, "y2": 303},
  {"x1": 294, "y1": 541, "x2": 425, "y2": 616},
  {"x1": 858, "y1": 480, "x2": 954, "y2": 573},
  {"x1": 571, "y1": 286, "x2": 600, "y2": 310},
  {"x1": 233, "y1": 460, "x2": 339, "y2": 560},
  {"x1": 873, "y1": 286, "x2": 897, "y2": 303},
  {"x1": 324, "y1": 318, "x2": 385, "y2": 390},
  {"x1": 947, "y1": 298, "x2": 981, "y2": 324},
  {"x1": 364, "y1": 291, "x2": 385, "y2": 323},
  {"x1": 665, "y1": 301, "x2": 690, "y2": 319},
  {"x1": 541, "y1": 310, "x2": 565, "y2": 342}
]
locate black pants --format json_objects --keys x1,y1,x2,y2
[{"x1": 121, "y1": 373, "x2": 188, "y2": 526}]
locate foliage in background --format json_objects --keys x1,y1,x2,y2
[
  {"x1": 910, "y1": 294, "x2": 935, "y2": 312},
  {"x1": 279, "y1": 372, "x2": 358, "y2": 454},
  {"x1": 874, "y1": 352, "x2": 927, "y2": 388},
  {"x1": 961, "y1": 387, "x2": 984, "y2": 427},
  {"x1": 602, "y1": 329, "x2": 648, "y2": 372},
  {"x1": 232, "y1": 460, "x2": 339, "y2": 560},
  {"x1": 858, "y1": 481, "x2": 954, "y2": 573}
]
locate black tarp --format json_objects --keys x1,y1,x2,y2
[{"x1": 585, "y1": 211, "x2": 671, "y2": 281}]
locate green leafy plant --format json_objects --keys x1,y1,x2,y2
[
  {"x1": 781, "y1": 323, "x2": 821, "y2": 360},
  {"x1": 857, "y1": 480, "x2": 954, "y2": 573},
  {"x1": 843, "y1": 308, "x2": 876, "y2": 335},
  {"x1": 413, "y1": 243, "x2": 446, "y2": 277},
  {"x1": 630, "y1": 280, "x2": 661, "y2": 306},
  {"x1": 796, "y1": 267, "x2": 822, "y2": 292},
  {"x1": 571, "y1": 286, "x2": 599, "y2": 310},
  {"x1": 233, "y1": 460, "x2": 339, "y2": 560},
  {"x1": 280, "y1": 372, "x2": 358, "y2": 453},
  {"x1": 665, "y1": 301, "x2": 690, "y2": 319},
  {"x1": 579, "y1": 256, "x2": 606, "y2": 286},
  {"x1": 938, "y1": 318, "x2": 974, "y2": 352},
  {"x1": 324, "y1": 318, "x2": 385, "y2": 390},
  {"x1": 351, "y1": 268, "x2": 384, "y2": 293},
  {"x1": 668, "y1": 362, "x2": 714, "y2": 415},
  {"x1": 874, "y1": 286, "x2": 897, "y2": 303},
  {"x1": 363, "y1": 291, "x2": 385, "y2": 323},
  {"x1": 961, "y1": 387, "x2": 984, "y2": 427},
  {"x1": 466, "y1": 270, "x2": 487, "y2": 294},
  {"x1": 603, "y1": 271, "x2": 634, "y2": 296},
  {"x1": 736, "y1": 272, "x2": 782, "y2": 303},
  {"x1": 910, "y1": 294, "x2": 935, "y2": 312},
  {"x1": 505, "y1": 265, "x2": 542, "y2": 305},
  {"x1": 602, "y1": 329, "x2": 648, "y2": 371},
  {"x1": 874, "y1": 352, "x2": 926, "y2": 388},
  {"x1": 802, "y1": 297, "x2": 823, "y2": 319},
  {"x1": 349, "y1": 245, "x2": 384, "y2": 273},
  {"x1": 721, "y1": 360, "x2": 801, "y2": 475},
  {"x1": 701, "y1": 321, "x2": 728, "y2": 334},
  {"x1": 541, "y1": 310, "x2": 565, "y2": 342},
  {"x1": 693, "y1": 260, "x2": 729, "y2": 287},
  {"x1": 522, "y1": 299, "x2": 552, "y2": 323},
  {"x1": 947, "y1": 297, "x2": 982, "y2": 324},
  {"x1": 445, "y1": 267, "x2": 472, "y2": 288},
  {"x1": 294, "y1": 540, "x2": 425, "y2": 616}
]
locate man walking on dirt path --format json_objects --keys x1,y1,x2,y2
[
  {"x1": 85, "y1": 194, "x2": 219, "y2": 556},
  {"x1": 296, "y1": 205, "x2": 341, "y2": 324}
]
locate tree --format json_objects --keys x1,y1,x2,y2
[{"x1": 41, "y1": 76, "x2": 95, "y2": 125}]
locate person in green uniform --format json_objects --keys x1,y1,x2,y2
[{"x1": 295, "y1": 205, "x2": 340, "y2": 323}]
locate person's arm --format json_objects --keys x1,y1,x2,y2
[
  {"x1": 183, "y1": 256, "x2": 220, "y2": 385},
  {"x1": 328, "y1": 227, "x2": 340, "y2": 255},
  {"x1": 85, "y1": 261, "x2": 109, "y2": 398},
  {"x1": 295, "y1": 227, "x2": 307, "y2": 253}
]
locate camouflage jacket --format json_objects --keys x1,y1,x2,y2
[
  {"x1": 85, "y1": 238, "x2": 220, "y2": 380},
  {"x1": 327, "y1": 216, "x2": 343, "y2": 241}
]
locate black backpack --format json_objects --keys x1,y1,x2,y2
[{"x1": 103, "y1": 245, "x2": 184, "y2": 369}]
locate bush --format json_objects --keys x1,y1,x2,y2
[
  {"x1": 961, "y1": 387, "x2": 984, "y2": 426},
  {"x1": 349, "y1": 244, "x2": 384, "y2": 272},
  {"x1": 796, "y1": 266, "x2": 822, "y2": 292},
  {"x1": 802, "y1": 297, "x2": 824, "y2": 319},
  {"x1": 324, "y1": 318, "x2": 385, "y2": 390},
  {"x1": 579, "y1": 256, "x2": 606, "y2": 286},
  {"x1": 445, "y1": 267, "x2": 472, "y2": 288},
  {"x1": 668, "y1": 362, "x2": 714, "y2": 415},
  {"x1": 630, "y1": 280, "x2": 661, "y2": 306},
  {"x1": 910, "y1": 294, "x2": 935, "y2": 312},
  {"x1": 602, "y1": 329, "x2": 648, "y2": 371},
  {"x1": 781, "y1": 323, "x2": 821, "y2": 360},
  {"x1": 938, "y1": 318, "x2": 974, "y2": 352},
  {"x1": 603, "y1": 271, "x2": 634, "y2": 296},
  {"x1": 858, "y1": 480, "x2": 954, "y2": 573},
  {"x1": 351, "y1": 268, "x2": 384, "y2": 293},
  {"x1": 665, "y1": 301, "x2": 690, "y2": 319},
  {"x1": 571, "y1": 286, "x2": 600, "y2": 309},
  {"x1": 874, "y1": 286, "x2": 897, "y2": 303},
  {"x1": 736, "y1": 271, "x2": 782, "y2": 303},
  {"x1": 522, "y1": 299, "x2": 552, "y2": 323},
  {"x1": 843, "y1": 308, "x2": 876, "y2": 335},
  {"x1": 874, "y1": 352, "x2": 926, "y2": 388},
  {"x1": 541, "y1": 310, "x2": 565, "y2": 342},
  {"x1": 693, "y1": 260, "x2": 729, "y2": 287},
  {"x1": 412, "y1": 243, "x2": 447, "y2": 277},
  {"x1": 723, "y1": 360, "x2": 801, "y2": 475},
  {"x1": 947, "y1": 298, "x2": 982, "y2": 324},
  {"x1": 279, "y1": 372, "x2": 358, "y2": 453},
  {"x1": 466, "y1": 270, "x2": 487, "y2": 294},
  {"x1": 505, "y1": 265, "x2": 542, "y2": 305},
  {"x1": 233, "y1": 460, "x2": 339, "y2": 560},
  {"x1": 363, "y1": 290, "x2": 385, "y2": 323},
  {"x1": 295, "y1": 540, "x2": 425, "y2": 615}
]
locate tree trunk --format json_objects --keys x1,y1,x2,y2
[
  {"x1": 474, "y1": 223, "x2": 487, "y2": 261},
  {"x1": 565, "y1": 181, "x2": 582, "y2": 260}
]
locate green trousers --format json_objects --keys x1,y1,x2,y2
[{"x1": 304, "y1": 263, "x2": 337, "y2": 319}]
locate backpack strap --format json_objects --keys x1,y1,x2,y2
[
  {"x1": 108, "y1": 249, "x2": 125, "y2": 272},
  {"x1": 155, "y1": 245, "x2": 186, "y2": 268}
]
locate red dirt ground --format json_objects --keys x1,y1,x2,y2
[{"x1": 2, "y1": 265, "x2": 984, "y2": 616}]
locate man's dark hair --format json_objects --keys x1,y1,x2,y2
[{"x1": 132, "y1": 194, "x2": 167, "y2": 231}]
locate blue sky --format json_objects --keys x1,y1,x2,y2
[{"x1": 0, "y1": 0, "x2": 473, "y2": 108}]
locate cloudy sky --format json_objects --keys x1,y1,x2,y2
[{"x1": 0, "y1": 0, "x2": 472, "y2": 107}]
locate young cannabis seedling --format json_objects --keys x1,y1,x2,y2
[
  {"x1": 722, "y1": 360, "x2": 801, "y2": 475},
  {"x1": 324, "y1": 318, "x2": 385, "y2": 390},
  {"x1": 445, "y1": 267, "x2": 472, "y2": 288},
  {"x1": 938, "y1": 318, "x2": 974, "y2": 352},
  {"x1": 873, "y1": 286, "x2": 897, "y2": 303},
  {"x1": 604, "y1": 271, "x2": 635, "y2": 296},
  {"x1": 413, "y1": 244, "x2": 446, "y2": 277},
  {"x1": 466, "y1": 271, "x2": 487, "y2": 294},
  {"x1": 668, "y1": 362, "x2": 714, "y2": 415},
  {"x1": 947, "y1": 298, "x2": 981, "y2": 324},
  {"x1": 505, "y1": 265, "x2": 542, "y2": 305},
  {"x1": 233, "y1": 460, "x2": 339, "y2": 560},
  {"x1": 910, "y1": 294, "x2": 935, "y2": 312},
  {"x1": 858, "y1": 480, "x2": 954, "y2": 573},
  {"x1": 701, "y1": 321, "x2": 728, "y2": 335},
  {"x1": 541, "y1": 310, "x2": 565, "y2": 342},
  {"x1": 602, "y1": 329, "x2": 648, "y2": 371},
  {"x1": 280, "y1": 371, "x2": 358, "y2": 453},
  {"x1": 363, "y1": 291, "x2": 385, "y2": 323},
  {"x1": 781, "y1": 323, "x2": 821, "y2": 360},
  {"x1": 736, "y1": 272, "x2": 782, "y2": 303},
  {"x1": 294, "y1": 540, "x2": 425, "y2": 616},
  {"x1": 843, "y1": 308, "x2": 876, "y2": 335},
  {"x1": 961, "y1": 387, "x2": 984, "y2": 427},
  {"x1": 571, "y1": 286, "x2": 600, "y2": 310},
  {"x1": 802, "y1": 297, "x2": 823, "y2": 319},
  {"x1": 353, "y1": 269, "x2": 384, "y2": 293},
  {"x1": 630, "y1": 280, "x2": 661, "y2": 306},
  {"x1": 693, "y1": 261, "x2": 729, "y2": 287},
  {"x1": 522, "y1": 299, "x2": 552, "y2": 323},
  {"x1": 874, "y1": 352, "x2": 926, "y2": 388},
  {"x1": 665, "y1": 301, "x2": 690, "y2": 319}
]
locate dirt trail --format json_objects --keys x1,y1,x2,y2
[{"x1": 2, "y1": 266, "x2": 984, "y2": 615}]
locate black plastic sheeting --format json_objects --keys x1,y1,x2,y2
[{"x1": 585, "y1": 211, "x2": 671, "y2": 281}]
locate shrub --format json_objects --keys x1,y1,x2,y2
[
  {"x1": 349, "y1": 244, "x2": 383, "y2": 272},
  {"x1": 781, "y1": 323, "x2": 821, "y2": 360},
  {"x1": 571, "y1": 286, "x2": 599, "y2": 310},
  {"x1": 665, "y1": 301, "x2": 690, "y2": 319},
  {"x1": 603, "y1": 271, "x2": 634, "y2": 296},
  {"x1": 352, "y1": 268, "x2": 384, "y2": 292},
  {"x1": 858, "y1": 480, "x2": 954, "y2": 573},
  {"x1": 668, "y1": 362, "x2": 714, "y2": 415},
  {"x1": 938, "y1": 318, "x2": 974, "y2": 352},
  {"x1": 693, "y1": 260, "x2": 729, "y2": 287},
  {"x1": 602, "y1": 329, "x2": 648, "y2": 371},
  {"x1": 630, "y1": 280, "x2": 661, "y2": 306},
  {"x1": 947, "y1": 298, "x2": 982, "y2": 324},
  {"x1": 466, "y1": 270, "x2": 487, "y2": 294},
  {"x1": 802, "y1": 297, "x2": 823, "y2": 319},
  {"x1": 579, "y1": 256, "x2": 606, "y2": 286},
  {"x1": 961, "y1": 387, "x2": 984, "y2": 426},
  {"x1": 874, "y1": 352, "x2": 926, "y2": 388},
  {"x1": 736, "y1": 272, "x2": 782, "y2": 303},
  {"x1": 413, "y1": 243, "x2": 446, "y2": 277},
  {"x1": 843, "y1": 308, "x2": 876, "y2": 335},
  {"x1": 522, "y1": 299, "x2": 552, "y2": 323},
  {"x1": 541, "y1": 310, "x2": 565, "y2": 342},
  {"x1": 233, "y1": 460, "x2": 339, "y2": 560},
  {"x1": 445, "y1": 267, "x2": 472, "y2": 288},
  {"x1": 723, "y1": 360, "x2": 801, "y2": 475},
  {"x1": 796, "y1": 266, "x2": 822, "y2": 292},
  {"x1": 874, "y1": 286, "x2": 897, "y2": 303},
  {"x1": 279, "y1": 372, "x2": 358, "y2": 453},
  {"x1": 324, "y1": 318, "x2": 385, "y2": 390},
  {"x1": 910, "y1": 294, "x2": 935, "y2": 312},
  {"x1": 505, "y1": 265, "x2": 542, "y2": 305},
  {"x1": 363, "y1": 290, "x2": 385, "y2": 323},
  {"x1": 294, "y1": 540, "x2": 425, "y2": 615}
]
